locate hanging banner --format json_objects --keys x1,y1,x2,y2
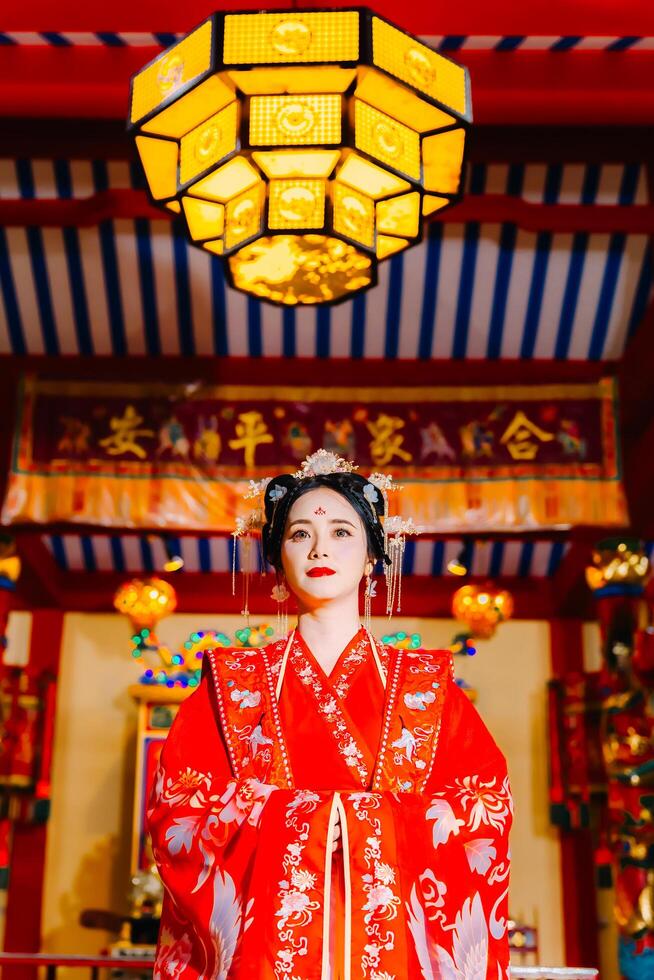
[{"x1": 2, "y1": 375, "x2": 626, "y2": 531}]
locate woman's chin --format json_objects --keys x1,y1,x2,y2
[{"x1": 297, "y1": 577, "x2": 352, "y2": 603}]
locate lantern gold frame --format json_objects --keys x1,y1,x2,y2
[{"x1": 128, "y1": 8, "x2": 471, "y2": 306}]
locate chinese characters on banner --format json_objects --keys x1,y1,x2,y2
[{"x1": 1, "y1": 377, "x2": 626, "y2": 532}]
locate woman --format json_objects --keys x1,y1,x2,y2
[{"x1": 147, "y1": 453, "x2": 512, "y2": 979}]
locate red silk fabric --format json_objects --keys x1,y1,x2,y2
[{"x1": 148, "y1": 630, "x2": 512, "y2": 978}]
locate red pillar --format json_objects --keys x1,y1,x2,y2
[
  {"x1": 549, "y1": 618, "x2": 601, "y2": 970},
  {"x1": 3, "y1": 610, "x2": 64, "y2": 980}
]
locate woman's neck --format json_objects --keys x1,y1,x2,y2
[{"x1": 295, "y1": 597, "x2": 363, "y2": 676}]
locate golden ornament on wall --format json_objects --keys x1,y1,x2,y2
[
  {"x1": 585, "y1": 538, "x2": 651, "y2": 593},
  {"x1": 452, "y1": 584, "x2": 514, "y2": 640}
]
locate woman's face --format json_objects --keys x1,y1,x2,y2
[{"x1": 280, "y1": 487, "x2": 371, "y2": 608}]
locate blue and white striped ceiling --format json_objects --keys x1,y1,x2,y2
[
  {"x1": 1, "y1": 158, "x2": 650, "y2": 360},
  {"x1": 43, "y1": 533, "x2": 571, "y2": 578},
  {"x1": 1, "y1": 32, "x2": 652, "y2": 51}
]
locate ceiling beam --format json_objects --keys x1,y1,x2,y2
[
  {"x1": 22, "y1": 569, "x2": 559, "y2": 619},
  {"x1": 551, "y1": 540, "x2": 594, "y2": 619},
  {"x1": 2, "y1": 193, "x2": 652, "y2": 235},
  {"x1": 4, "y1": 0, "x2": 653, "y2": 36},
  {"x1": 0, "y1": 352, "x2": 612, "y2": 389},
  {"x1": 13, "y1": 533, "x2": 67, "y2": 608},
  {"x1": 617, "y1": 245, "x2": 654, "y2": 442},
  {"x1": 3, "y1": 121, "x2": 652, "y2": 165}
]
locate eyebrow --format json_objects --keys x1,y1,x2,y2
[{"x1": 288, "y1": 518, "x2": 357, "y2": 528}]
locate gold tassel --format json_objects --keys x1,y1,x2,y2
[
  {"x1": 272, "y1": 578, "x2": 290, "y2": 638},
  {"x1": 386, "y1": 534, "x2": 406, "y2": 618}
]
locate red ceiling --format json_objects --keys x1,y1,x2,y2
[{"x1": 4, "y1": 0, "x2": 654, "y2": 36}]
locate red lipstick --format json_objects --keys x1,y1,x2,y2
[{"x1": 306, "y1": 566, "x2": 336, "y2": 577}]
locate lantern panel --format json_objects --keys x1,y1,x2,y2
[
  {"x1": 179, "y1": 101, "x2": 239, "y2": 186},
  {"x1": 188, "y1": 157, "x2": 260, "y2": 203},
  {"x1": 333, "y1": 183, "x2": 375, "y2": 248},
  {"x1": 354, "y1": 100, "x2": 421, "y2": 180},
  {"x1": 376, "y1": 235, "x2": 409, "y2": 259},
  {"x1": 223, "y1": 11, "x2": 360, "y2": 65},
  {"x1": 268, "y1": 180, "x2": 326, "y2": 230},
  {"x1": 141, "y1": 75, "x2": 235, "y2": 139},
  {"x1": 376, "y1": 191, "x2": 420, "y2": 238},
  {"x1": 228, "y1": 66, "x2": 356, "y2": 96},
  {"x1": 337, "y1": 154, "x2": 410, "y2": 200},
  {"x1": 182, "y1": 198, "x2": 225, "y2": 241},
  {"x1": 355, "y1": 68, "x2": 456, "y2": 134},
  {"x1": 166, "y1": 201, "x2": 181, "y2": 214},
  {"x1": 228, "y1": 234, "x2": 373, "y2": 305},
  {"x1": 371, "y1": 16, "x2": 468, "y2": 118},
  {"x1": 249, "y1": 94, "x2": 342, "y2": 147},
  {"x1": 135, "y1": 135, "x2": 179, "y2": 201},
  {"x1": 252, "y1": 150, "x2": 340, "y2": 179},
  {"x1": 203, "y1": 239, "x2": 225, "y2": 255},
  {"x1": 130, "y1": 20, "x2": 213, "y2": 125},
  {"x1": 224, "y1": 184, "x2": 265, "y2": 250},
  {"x1": 423, "y1": 128, "x2": 466, "y2": 194},
  {"x1": 423, "y1": 194, "x2": 450, "y2": 215}
]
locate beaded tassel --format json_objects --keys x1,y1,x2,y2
[
  {"x1": 386, "y1": 534, "x2": 406, "y2": 617},
  {"x1": 271, "y1": 578, "x2": 290, "y2": 638}
]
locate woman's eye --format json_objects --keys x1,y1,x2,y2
[
  {"x1": 334, "y1": 527, "x2": 352, "y2": 537},
  {"x1": 291, "y1": 529, "x2": 308, "y2": 540}
]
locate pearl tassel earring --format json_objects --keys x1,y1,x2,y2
[{"x1": 364, "y1": 565, "x2": 377, "y2": 633}]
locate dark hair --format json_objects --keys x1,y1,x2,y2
[{"x1": 261, "y1": 472, "x2": 390, "y2": 572}]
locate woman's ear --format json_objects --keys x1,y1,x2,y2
[{"x1": 364, "y1": 559, "x2": 374, "y2": 576}]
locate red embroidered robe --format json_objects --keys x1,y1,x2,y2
[{"x1": 147, "y1": 629, "x2": 512, "y2": 979}]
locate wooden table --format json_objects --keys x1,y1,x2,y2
[{"x1": 0, "y1": 953, "x2": 155, "y2": 980}]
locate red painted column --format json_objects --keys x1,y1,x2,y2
[
  {"x1": 549, "y1": 619, "x2": 600, "y2": 970},
  {"x1": 2, "y1": 610, "x2": 64, "y2": 980}
]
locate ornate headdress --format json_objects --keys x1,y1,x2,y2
[{"x1": 232, "y1": 450, "x2": 421, "y2": 632}]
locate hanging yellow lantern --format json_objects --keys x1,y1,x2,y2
[
  {"x1": 452, "y1": 584, "x2": 514, "y2": 640},
  {"x1": 128, "y1": 8, "x2": 471, "y2": 306},
  {"x1": 113, "y1": 577, "x2": 178, "y2": 632}
]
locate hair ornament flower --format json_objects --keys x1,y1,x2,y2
[
  {"x1": 243, "y1": 477, "x2": 271, "y2": 500},
  {"x1": 268, "y1": 483, "x2": 288, "y2": 501},
  {"x1": 363, "y1": 482, "x2": 380, "y2": 504},
  {"x1": 293, "y1": 448, "x2": 358, "y2": 479},
  {"x1": 234, "y1": 509, "x2": 264, "y2": 538},
  {"x1": 368, "y1": 472, "x2": 397, "y2": 493},
  {"x1": 383, "y1": 516, "x2": 423, "y2": 537}
]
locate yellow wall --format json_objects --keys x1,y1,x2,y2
[{"x1": 39, "y1": 612, "x2": 566, "y2": 966}]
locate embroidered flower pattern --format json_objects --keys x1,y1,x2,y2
[
  {"x1": 154, "y1": 926, "x2": 193, "y2": 979},
  {"x1": 348, "y1": 793, "x2": 400, "y2": 978},
  {"x1": 161, "y1": 767, "x2": 211, "y2": 808},
  {"x1": 380, "y1": 651, "x2": 451, "y2": 793},
  {"x1": 274, "y1": 791, "x2": 322, "y2": 979},
  {"x1": 149, "y1": 768, "x2": 259, "y2": 977},
  {"x1": 290, "y1": 638, "x2": 370, "y2": 786},
  {"x1": 331, "y1": 633, "x2": 372, "y2": 700},
  {"x1": 448, "y1": 774, "x2": 513, "y2": 833}
]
